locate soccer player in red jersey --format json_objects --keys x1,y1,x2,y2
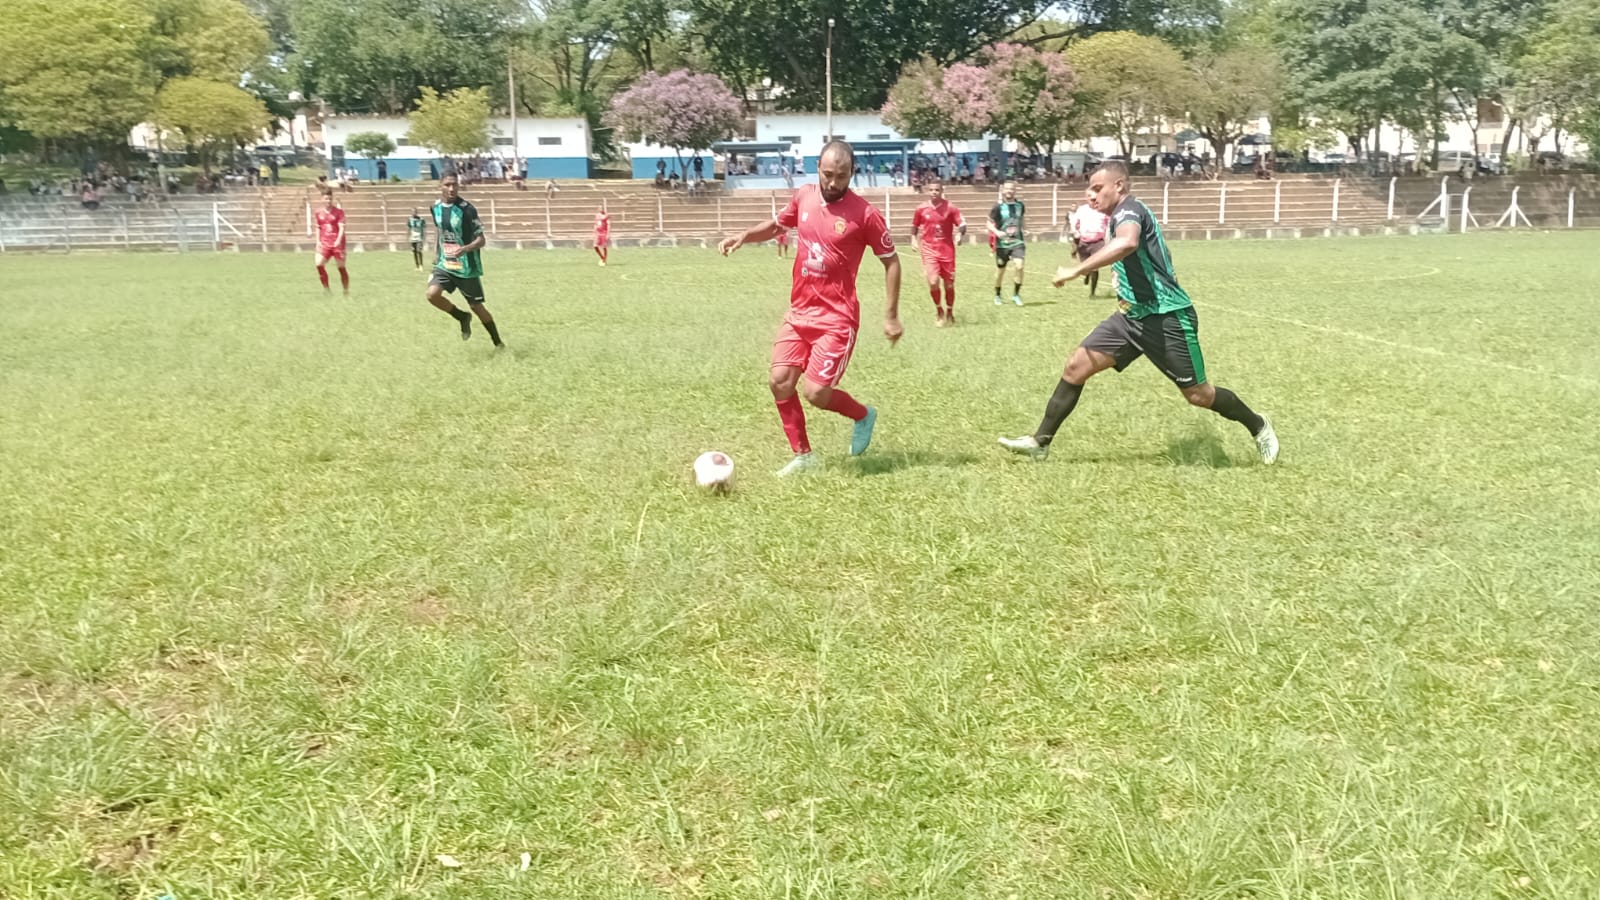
[
  {"x1": 910, "y1": 177, "x2": 966, "y2": 326},
  {"x1": 719, "y1": 141, "x2": 903, "y2": 477},
  {"x1": 593, "y1": 205, "x2": 610, "y2": 266},
  {"x1": 313, "y1": 193, "x2": 349, "y2": 296},
  {"x1": 775, "y1": 227, "x2": 790, "y2": 258}
]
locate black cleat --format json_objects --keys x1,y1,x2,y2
[{"x1": 458, "y1": 315, "x2": 472, "y2": 341}]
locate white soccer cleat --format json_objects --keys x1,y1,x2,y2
[
  {"x1": 775, "y1": 452, "x2": 820, "y2": 477},
  {"x1": 1254, "y1": 416, "x2": 1279, "y2": 466},
  {"x1": 998, "y1": 435, "x2": 1048, "y2": 460}
]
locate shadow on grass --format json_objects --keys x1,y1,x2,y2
[
  {"x1": 851, "y1": 449, "x2": 980, "y2": 476},
  {"x1": 1160, "y1": 430, "x2": 1235, "y2": 468}
]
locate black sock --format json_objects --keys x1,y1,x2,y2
[
  {"x1": 1034, "y1": 379, "x2": 1083, "y2": 446},
  {"x1": 1209, "y1": 386, "x2": 1265, "y2": 435},
  {"x1": 448, "y1": 307, "x2": 470, "y2": 322},
  {"x1": 482, "y1": 319, "x2": 502, "y2": 346}
]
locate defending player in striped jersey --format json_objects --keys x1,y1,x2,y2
[{"x1": 999, "y1": 161, "x2": 1279, "y2": 464}]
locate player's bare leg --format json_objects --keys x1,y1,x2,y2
[
  {"x1": 770, "y1": 365, "x2": 818, "y2": 475},
  {"x1": 315, "y1": 251, "x2": 332, "y2": 294},
  {"x1": 426, "y1": 283, "x2": 473, "y2": 340},
  {"x1": 336, "y1": 260, "x2": 350, "y2": 296},
  {"x1": 927, "y1": 276, "x2": 945, "y2": 326},
  {"x1": 999, "y1": 345, "x2": 1116, "y2": 459},
  {"x1": 1179, "y1": 382, "x2": 1278, "y2": 464},
  {"x1": 1009, "y1": 259, "x2": 1025, "y2": 305}
]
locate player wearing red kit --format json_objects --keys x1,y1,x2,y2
[
  {"x1": 313, "y1": 193, "x2": 349, "y2": 296},
  {"x1": 593, "y1": 205, "x2": 610, "y2": 266},
  {"x1": 910, "y1": 177, "x2": 966, "y2": 326},
  {"x1": 719, "y1": 141, "x2": 903, "y2": 477}
]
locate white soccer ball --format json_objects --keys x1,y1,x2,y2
[{"x1": 692, "y1": 451, "x2": 736, "y2": 493}]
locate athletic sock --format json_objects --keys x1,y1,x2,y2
[
  {"x1": 943, "y1": 279, "x2": 955, "y2": 312},
  {"x1": 775, "y1": 395, "x2": 810, "y2": 453},
  {"x1": 1035, "y1": 379, "x2": 1084, "y2": 446},
  {"x1": 316, "y1": 266, "x2": 329, "y2": 288},
  {"x1": 822, "y1": 389, "x2": 868, "y2": 421},
  {"x1": 482, "y1": 319, "x2": 503, "y2": 346},
  {"x1": 929, "y1": 283, "x2": 941, "y2": 311},
  {"x1": 448, "y1": 307, "x2": 471, "y2": 323},
  {"x1": 1209, "y1": 386, "x2": 1265, "y2": 435}
]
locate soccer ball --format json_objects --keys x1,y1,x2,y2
[{"x1": 692, "y1": 451, "x2": 736, "y2": 493}]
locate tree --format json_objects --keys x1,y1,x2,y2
[
  {"x1": 407, "y1": 87, "x2": 493, "y2": 157},
  {"x1": 604, "y1": 69, "x2": 742, "y2": 174},
  {"x1": 0, "y1": 0, "x2": 157, "y2": 148},
  {"x1": 1185, "y1": 46, "x2": 1280, "y2": 168},
  {"x1": 288, "y1": 0, "x2": 523, "y2": 113},
  {"x1": 881, "y1": 58, "x2": 996, "y2": 154},
  {"x1": 154, "y1": 77, "x2": 273, "y2": 171},
  {"x1": 146, "y1": 0, "x2": 271, "y2": 83},
  {"x1": 1067, "y1": 32, "x2": 1188, "y2": 158},
  {"x1": 345, "y1": 131, "x2": 397, "y2": 162},
  {"x1": 982, "y1": 44, "x2": 1080, "y2": 154},
  {"x1": 683, "y1": 0, "x2": 1056, "y2": 110},
  {"x1": 1513, "y1": 0, "x2": 1600, "y2": 159}
]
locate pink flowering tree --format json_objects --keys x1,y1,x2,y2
[
  {"x1": 983, "y1": 43, "x2": 1080, "y2": 155},
  {"x1": 881, "y1": 57, "x2": 997, "y2": 154},
  {"x1": 605, "y1": 69, "x2": 744, "y2": 177}
]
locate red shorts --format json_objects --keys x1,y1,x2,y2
[
  {"x1": 595, "y1": 233, "x2": 609, "y2": 248},
  {"x1": 772, "y1": 318, "x2": 857, "y2": 388},
  {"x1": 317, "y1": 244, "x2": 346, "y2": 262},
  {"x1": 920, "y1": 250, "x2": 955, "y2": 282},
  {"x1": 776, "y1": 231, "x2": 789, "y2": 246}
]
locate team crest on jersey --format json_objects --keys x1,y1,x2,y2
[{"x1": 833, "y1": 219, "x2": 847, "y2": 234}]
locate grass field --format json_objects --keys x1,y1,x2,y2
[{"x1": 3, "y1": 232, "x2": 1599, "y2": 898}]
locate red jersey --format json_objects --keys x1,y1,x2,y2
[
  {"x1": 594, "y1": 213, "x2": 609, "y2": 236},
  {"x1": 911, "y1": 200, "x2": 964, "y2": 257},
  {"x1": 775, "y1": 185, "x2": 896, "y2": 328},
  {"x1": 315, "y1": 207, "x2": 345, "y2": 248}
]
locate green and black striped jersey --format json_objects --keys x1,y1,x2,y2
[{"x1": 1110, "y1": 197, "x2": 1192, "y2": 319}]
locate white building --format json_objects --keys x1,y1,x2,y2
[{"x1": 321, "y1": 115, "x2": 592, "y2": 180}]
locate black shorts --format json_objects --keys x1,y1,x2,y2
[
  {"x1": 1081, "y1": 307, "x2": 1207, "y2": 387},
  {"x1": 411, "y1": 241, "x2": 423, "y2": 252},
  {"x1": 1075, "y1": 239, "x2": 1104, "y2": 260},
  {"x1": 429, "y1": 269, "x2": 486, "y2": 304},
  {"x1": 995, "y1": 245, "x2": 1026, "y2": 266}
]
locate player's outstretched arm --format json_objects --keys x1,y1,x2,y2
[
  {"x1": 881, "y1": 253, "x2": 903, "y2": 343},
  {"x1": 719, "y1": 219, "x2": 784, "y2": 255},
  {"x1": 1053, "y1": 221, "x2": 1138, "y2": 287}
]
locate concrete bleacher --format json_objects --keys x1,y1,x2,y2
[{"x1": 4, "y1": 174, "x2": 1598, "y2": 252}]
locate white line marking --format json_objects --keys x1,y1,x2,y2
[{"x1": 1200, "y1": 301, "x2": 1600, "y2": 389}]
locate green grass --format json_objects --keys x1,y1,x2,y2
[{"x1": 3, "y1": 233, "x2": 1598, "y2": 898}]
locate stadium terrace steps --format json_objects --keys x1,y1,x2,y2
[{"x1": 3, "y1": 176, "x2": 1597, "y2": 250}]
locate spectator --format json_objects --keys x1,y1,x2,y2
[
  {"x1": 269, "y1": 157, "x2": 280, "y2": 185},
  {"x1": 80, "y1": 182, "x2": 101, "y2": 210},
  {"x1": 692, "y1": 154, "x2": 704, "y2": 181},
  {"x1": 429, "y1": 160, "x2": 440, "y2": 180},
  {"x1": 376, "y1": 159, "x2": 387, "y2": 182}
]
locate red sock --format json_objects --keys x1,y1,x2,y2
[
  {"x1": 775, "y1": 394, "x2": 810, "y2": 453},
  {"x1": 339, "y1": 268, "x2": 349, "y2": 289},
  {"x1": 929, "y1": 283, "x2": 942, "y2": 311},
  {"x1": 943, "y1": 279, "x2": 955, "y2": 311},
  {"x1": 601, "y1": 247, "x2": 608, "y2": 262},
  {"x1": 823, "y1": 389, "x2": 868, "y2": 421},
  {"x1": 316, "y1": 266, "x2": 329, "y2": 288}
]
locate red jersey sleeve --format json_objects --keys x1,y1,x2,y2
[
  {"x1": 911, "y1": 207, "x2": 925, "y2": 230},
  {"x1": 776, "y1": 191, "x2": 802, "y2": 229},
  {"x1": 861, "y1": 204, "x2": 896, "y2": 259}
]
